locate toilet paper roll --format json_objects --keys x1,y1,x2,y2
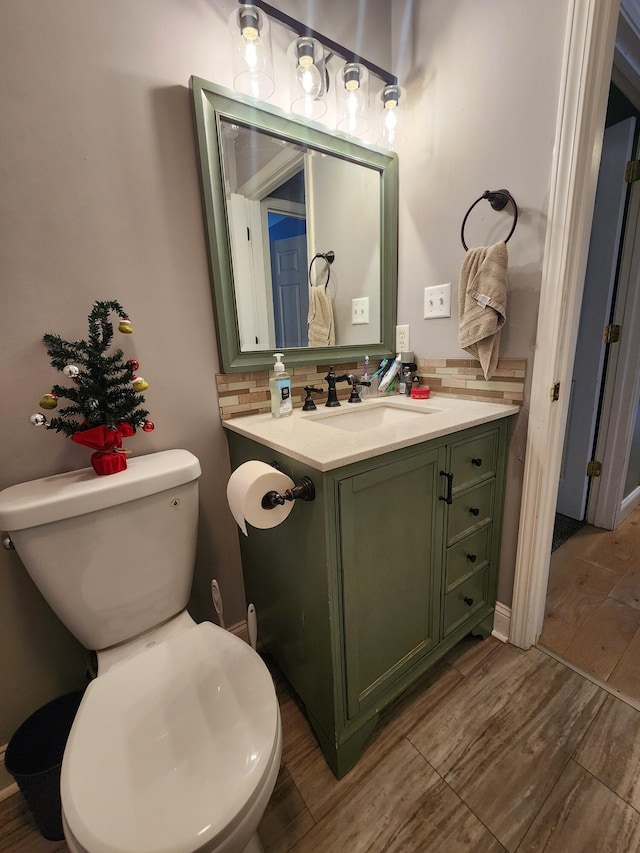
[{"x1": 227, "y1": 461, "x2": 296, "y2": 536}]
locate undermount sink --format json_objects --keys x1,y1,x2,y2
[{"x1": 309, "y1": 403, "x2": 440, "y2": 432}]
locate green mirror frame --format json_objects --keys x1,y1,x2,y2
[{"x1": 190, "y1": 76, "x2": 398, "y2": 373}]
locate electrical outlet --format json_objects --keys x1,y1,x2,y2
[
  {"x1": 424, "y1": 283, "x2": 452, "y2": 319},
  {"x1": 396, "y1": 324, "x2": 410, "y2": 352},
  {"x1": 352, "y1": 296, "x2": 369, "y2": 325}
]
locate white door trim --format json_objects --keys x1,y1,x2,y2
[{"x1": 510, "y1": 0, "x2": 621, "y2": 649}]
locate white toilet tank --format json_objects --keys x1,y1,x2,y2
[{"x1": 0, "y1": 450, "x2": 202, "y2": 651}]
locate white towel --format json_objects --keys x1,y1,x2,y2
[
  {"x1": 458, "y1": 241, "x2": 507, "y2": 380},
  {"x1": 308, "y1": 285, "x2": 335, "y2": 347}
]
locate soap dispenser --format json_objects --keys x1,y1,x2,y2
[{"x1": 270, "y1": 353, "x2": 293, "y2": 418}]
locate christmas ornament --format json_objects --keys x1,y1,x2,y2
[
  {"x1": 39, "y1": 393, "x2": 58, "y2": 410},
  {"x1": 126, "y1": 359, "x2": 139, "y2": 372},
  {"x1": 142, "y1": 420, "x2": 155, "y2": 432},
  {"x1": 36, "y1": 300, "x2": 153, "y2": 475},
  {"x1": 131, "y1": 376, "x2": 149, "y2": 392}
]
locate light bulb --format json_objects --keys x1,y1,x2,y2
[{"x1": 296, "y1": 62, "x2": 322, "y2": 98}]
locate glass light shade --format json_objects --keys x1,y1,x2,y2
[
  {"x1": 287, "y1": 37, "x2": 327, "y2": 120},
  {"x1": 377, "y1": 84, "x2": 406, "y2": 151},
  {"x1": 336, "y1": 63, "x2": 370, "y2": 137},
  {"x1": 228, "y1": 5, "x2": 275, "y2": 101}
]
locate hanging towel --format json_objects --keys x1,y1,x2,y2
[
  {"x1": 458, "y1": 241, "x2": 508, "y2": 380},
  {"x1": 308, "y1": 284, "x2": 335, "y2": 347}
]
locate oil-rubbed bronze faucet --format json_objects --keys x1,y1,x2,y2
[
  {"x1": 324, "y1": 366, "x2": 349, "y2": 407},
  {"x1": 346, "y1": 374, "x2": 371, "y2": 403}
]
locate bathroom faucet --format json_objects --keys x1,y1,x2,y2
[
  {"x1": 324, "y1": 366, "x2": 349, "y2": 407},
  {"x1": 346, "y1": 374, "x2": 371, "y2": 403}
]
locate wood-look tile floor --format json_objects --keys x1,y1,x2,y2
[
  {"x1": 540, "y1": 505, "x2": 640, "y2": 701},
  {"x1": 5, "y1": 635, "x2": 640, "y2": 851}
]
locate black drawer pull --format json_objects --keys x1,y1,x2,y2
[
  {"x1": 469, "y1": 507, "x2": 480, "y2": 516},
  {"x1": 464, "y1": 597, "x2": 474, "y2": 606},
  {"x1": 439, "y1": 470, "x2": 453, "y2": 505},
  {"x1": 466, "y1": 553, "x2": 477, "y2": 563},
  {"x1": 471, "y1": 457, "x2": 482, "y2": 467}
]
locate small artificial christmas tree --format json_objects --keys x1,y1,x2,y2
[{"x1": 30, "y1": 300, "x2": 154, "y2": 475}]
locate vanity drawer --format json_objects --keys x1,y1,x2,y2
[
  {"x1": 450, "y1": 430, "x2": 498, "y2": 493},
  {"x1": 447, "y1": 479, "x2": 495, "y2": 544},
  {"x1": 443, "y1": 568, "x2": 488, "y2": 637},
  {"x1": 445, "y1": 526, "x2": 491, "y2": 592}
]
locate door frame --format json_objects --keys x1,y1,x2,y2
[{"x1": 510, "y1": 0, "x2": 621, "y2": 648}]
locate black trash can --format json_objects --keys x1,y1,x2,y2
[{"x1": 5, "y1": 691, "x2": 84, "y2": 841}]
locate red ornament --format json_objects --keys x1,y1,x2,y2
[
  {"x1": 142, "y1": 421, "x2": 155, "y2": 432},
  {"x1": 126, "y1": 359, "x2": 139, "y2": 372}
]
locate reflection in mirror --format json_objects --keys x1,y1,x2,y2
[
  {"x1": 191, "y1": 78, "x2": 398, "y2": 373},
  {"x1": 220, "y1": 120, "x2": 381, "y2": 352}
]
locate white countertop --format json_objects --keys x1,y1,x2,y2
[{"x1": 222, "y1": 395, "x2": 519, "y2": 471}]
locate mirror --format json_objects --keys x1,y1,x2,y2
[{"x1": 191, "y1": 77, "x2": 398, "y2": 373}]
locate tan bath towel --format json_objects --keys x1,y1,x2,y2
[
  {"x1": 308, "y1": 284, "x2": 335, "y2": 347},
  {"x1": 458, "y1": 241, "x2": 507, "y2": 379}
]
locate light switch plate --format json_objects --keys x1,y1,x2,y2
[
  {"x1": 352, "y1": 296, "x2": 369, "y2": 324},
  {"x1": 424, "y1": 284, "x2": 452, "y2": 319}
]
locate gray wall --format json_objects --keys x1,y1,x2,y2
[
  {"x1": 0, "y1": 0, "x2": 392, "y2": 746},
  {"x1": 0, "y1": 0, "x2": 569, "y2": 745}
]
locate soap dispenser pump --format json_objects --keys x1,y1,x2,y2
[{"x1": 270, "y1": 353, "x2": 293, "y2": 418}]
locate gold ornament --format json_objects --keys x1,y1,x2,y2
[
  {"x1": 39, "y1": 393, "x2": 58, "y2": 410},
  {"x1": 118, "y1": 318, "x2": 133, "y2": 334}
]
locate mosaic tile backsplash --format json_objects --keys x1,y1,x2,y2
[{"x1": 216, "y1": 357, "x2": 525, "y2": 420}]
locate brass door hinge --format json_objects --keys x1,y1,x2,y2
[
  {"x1": 603, "y1": 324, "x2": 621, "y2": 343},
  {"x1": 586, "y1": 460, "x2": 602, "y2": 477},
  {"x1": 626, "y1": 160, "x2": 640, "y2": 183},
  {"x1": 550, "y1": 382, "x2": 560, "y2": 402}
]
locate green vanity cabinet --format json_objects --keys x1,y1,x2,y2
[{"x1": 225, "y1": 416, "x2": 510, "y2": 778}]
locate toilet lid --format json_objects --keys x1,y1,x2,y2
[{"x1": 61, "y1": 622, "x2": 280, "y2": 853}]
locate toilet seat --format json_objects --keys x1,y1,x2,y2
[{"x1": 60, "y1": 621, "x2": 281, "y2": 853}]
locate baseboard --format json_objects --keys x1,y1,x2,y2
[
  {"x1": 228, "y1": 618, "x2": 249, "y2": 645},
  {"x1": 492, "y1": 601, "x2": 511, "y2": 643},
  {"x1": 0, "y1": 744, "x2": 18, "y2": 802}
]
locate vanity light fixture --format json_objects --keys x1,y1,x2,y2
[
  {"x1": 336, "y1": 63, "x2": 370, "y2": 137},
  {"x1": 229, "y1": 4, "x2": 275, "y2": 100},
  {"x1": 378, "y1": 84, "x2": 406, "y2": 151},
  {"x1": 288, "y1": 36, "x2": 327, "y2": 120},
  {"x1": 230, "y1": 0, "x2": 401, "y2": 145}
]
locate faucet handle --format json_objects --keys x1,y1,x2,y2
[{"x1": 302, "y1": 386, "x2": 324, "y2": 411}]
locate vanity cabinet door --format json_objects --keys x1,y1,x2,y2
[{"x1": 338, "y1": 446, "x2": 445, "y2": 719}]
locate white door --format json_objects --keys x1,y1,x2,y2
[{"x1": 555, "y1": 118, "x2": 636, "y2": 520}]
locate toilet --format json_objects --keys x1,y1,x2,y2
[{"x1": 0, "y1": 449, "x2": 282, "y2": 853}]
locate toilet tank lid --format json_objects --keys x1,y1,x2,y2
[{"x1": 0, "y1": 449, "x2": 201, "y2": 532}]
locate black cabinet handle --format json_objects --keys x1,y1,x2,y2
[
  {"x1": 471, "y1": 457, "x2": 482, "y2": 467},
  {"x1": 464, "y1": 597, "x2": 474, "y2": 606},
  {"x1": 469, "y1": 506, "x2": 480, "y2": 516},
  {"x1": 439, "y1": 471, "x2": 453, "y2": 505},
  {"x1": 466, "y1": 553, "x2": 477, "y2": 563}
]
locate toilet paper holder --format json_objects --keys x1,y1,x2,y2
[{"x1": 261, "y1": 474, "x2": 315, "y2": 509}]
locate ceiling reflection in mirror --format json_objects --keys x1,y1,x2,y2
[{"x1": 191, "y1": 78, "x2": 398, "y2": 373}]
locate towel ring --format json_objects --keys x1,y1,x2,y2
[
  {"x1": 309, "y1": 250, "x2": 335, "y2": 289},
  {"x1": 460, "y1": 189, "x2": 518, "y2": 251}
]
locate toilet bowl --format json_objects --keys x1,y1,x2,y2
[
  {"x1": 0, "y1": 450, "x2": 281, "y2": 853},
  {"x1": 61, "y1": 616, "x2": 281, "y2": 853}
]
